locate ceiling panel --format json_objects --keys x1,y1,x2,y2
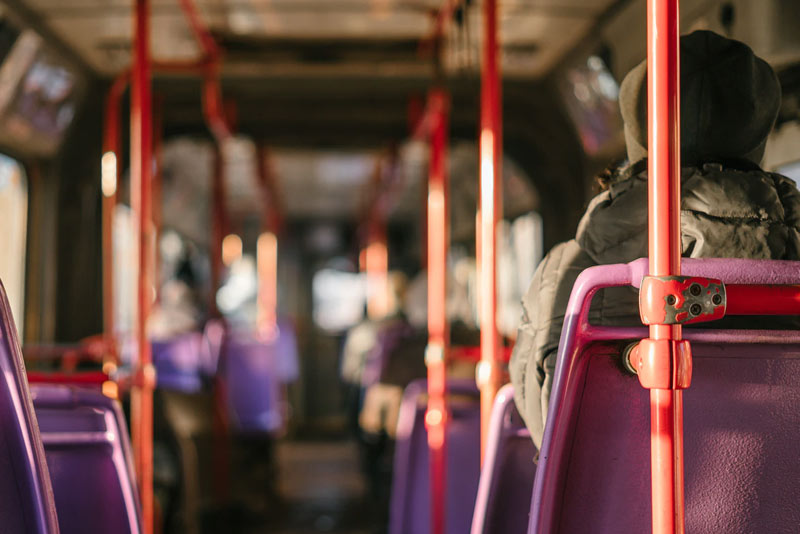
[
  {"x1": 273, "y1": 148, "x2": 377, "y2": 219},
  {"x1": 222, "y1": 11, "x2": 433, "y2": 39},
  {"x1": 498, "y1": 11, "x2": 595, "y2": 75},
  {"x1": 16, "y1": 0, "x2": 624, "y2": 77}
]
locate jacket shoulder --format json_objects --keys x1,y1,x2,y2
[
  {"x1": 511, "y1": 239, "x2": 596, "y2": 446},
  {"x1": 520, "y1": 239, "x2": 595, "y2": 353},
  {"x1": 768, "y1": 172, "x2": 800, "y2": 225}
]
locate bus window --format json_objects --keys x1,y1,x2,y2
[
  {"x1": 778, "y1": 160, "x2": 800, "y2": 185},
  {"x1": 559, "y1": 54, "x2": 622, "y2": 156},
  {"x1": 0, "y1": 153, "x2": 27, "y2": 334},
  {"x1": 313, "y1": 267, "x2": 366, "y2": 333},
  {"x1": 113, "y1": 205, "x2": 135, "y2": 347},
  {"x1": 766, "y1": 122, "x2": 800, "y2": 185}
]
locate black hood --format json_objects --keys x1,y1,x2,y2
[{"x1": 619, "y1": 30, "x2": 781, "y2": 165}]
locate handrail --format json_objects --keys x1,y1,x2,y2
[
  {"x1": 477, "y1": 0, "x2": 503, "y2": 461},
  {"x1": 99, "y1": 3, "x2": 231, "y2": 532},
  {"x1": 23, "y1": 339, "x2": 108, "y2": 373},
  {"x1": 642, "y1": 2, "x2": 684, "y2": 533},
  {"x1": 420, "y1": 0, "x2": 466, "y2": 58},
  {"x1": 27, "y1": 371, "x2": 110, "y2": 387},
  {"x1": 130, "y1": 1, "x2": 155, "y2": 532},
  {"x1": 529, "y1": 258, "x2": 800, "y2": 533},
  {"x1": 255, "y1": 145, "x2": 285, "y2": 236},
  {"x1": 425, "y1": 87, "x2": 450, "y2": 534},
  {"x1": 176, "y1": 0, "x2": 232, "y2": 142},
  {"x1": 359, "y1": 146, "x2": 402, "y2": 244},
  {"x1": 176, "y1": 0, "x2": 221, "y2": 60},
  {"x1": 175, "y1": 0, "x2": 235, "y2": 509},
  {"x1": 102, "y1": 55, "x2": 222, "y2": 534}
]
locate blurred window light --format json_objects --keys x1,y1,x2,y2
[
  {"x1": 101, "y1": 151, "x2": 117, "y2": 197},
  {"x1": 313, "y1": 268, "x2": 367, "y2": 332},
  {"x1": 257, "y1": 232, "x2": 278, "y2": 334},
  {"x1": 217, "y1": 255, "x2": 257, "y2": 317},
  {"x1": 560, "y1": 54, "x2": 621, "y2": 155},
  {"x1": 364, "y1": 239, "x2": 388, "y2": 319},
  {"x1": 778, "y1": 160, "x2": 800, "y2": 186},
  {"x1": 0, "y1": 154, "x2": 26, "y2": 335},
  {"x1": 222, "y1": 234, "x2": 243, "y2": 267},
  {"x1": 159, "y1": 230, "x2": 184, "y2": 263}
]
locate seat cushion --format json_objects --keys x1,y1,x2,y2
[{"x1": 555, "y1": 342, "x2": 800, "y2": 533}]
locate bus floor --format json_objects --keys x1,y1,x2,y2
[{"x1": 199, "y1": 437, "x2": 384, "y2": 534}]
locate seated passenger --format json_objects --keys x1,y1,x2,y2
[{"x1": 509, "y1": 30, "x2": 800, "y2": 448}]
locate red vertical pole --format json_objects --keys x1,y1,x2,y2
[
  {"x1": 255, "y1": 146, "x2": 281, "y2": 339},
  {"x1": 365, "y1": 212, "x2": 388, "y2": 320},
  {"x1": 425, "y1": 88, "x2": 449, "y2": 534},
  {"x1": 647, "y1": 1, "x2": 684, "y2": 533},
  {"x1": 478, "y1": 0, "x2": 502, "y2": 460},
  {"x1": 130, "y1": 0, "x2": 155, "y2": 532}
]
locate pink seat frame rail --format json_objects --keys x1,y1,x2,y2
[{"x1": 528, "y1": 257, "x2": 800, "y2": 534}]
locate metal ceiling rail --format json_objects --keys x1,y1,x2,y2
[
  {"x1": 177, "y1": 0, "x2": 233, "y2": 142},
  {"x1": 421, "y1": 0, "x2": 466, "y2": 56}
]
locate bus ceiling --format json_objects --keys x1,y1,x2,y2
[
  {"x1": 5, "y1": 1, "x2": 800, "y2": 81},
  {"x1": 0, "y1": 1, "x2": 797, "y2": 154}
]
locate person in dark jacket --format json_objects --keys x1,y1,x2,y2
[{"x1": 509, "y1": 30, "x2": 800, "y2": 449}]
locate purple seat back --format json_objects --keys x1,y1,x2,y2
[
  {"x1": 471, "y1": 384, "x2": 536, "y2": 534},
  {"x1": 389, "y1": 378, "x2": 481, "y2": 534},
  {"x1": 31, "y1": 385, "x2": 142, "y2": 534},
  {"x1": 201, "y1": 319, "x2": 226, "y2": 376},
  {"x1": 221, "y1": 332, "x2": 283, "y2": 433},
  {"x1": 529, "y1": 258, "x2": 800, "y2": 534},
  {"x1": 151, "y1": 332, "x2": 206, "y2": 393},
  {"x1": 0, "y1": 282, "x2": 59, "y2": 533},
  {"x1": 273, "y1": 318, "x2": 300, "y2": 384}
]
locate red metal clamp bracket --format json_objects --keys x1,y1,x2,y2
[
  {"x1": 132, "y1": 363, "x2": 158, "y2": 390},
  {"x1": 640, "y1": 275, "x2": 726, "y2": 325},
  {"x1": 628, "y1": 339, "x2": 693, "y2": 390}
]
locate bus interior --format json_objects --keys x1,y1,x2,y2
[{"x1": 1, "y1": 0, "x2": 800, "y2": 533}]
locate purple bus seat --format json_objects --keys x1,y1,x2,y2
[
  {"x1": 201, "y1": 318, "x2": 226, "y2": 376},
  {"x1": 221, "y1": 332, "x2": 283, "y2": 434},
  {"x1": 471, "y1": 384, "x2": 536, "y2": 534},
  {"x1": 31, "y1": 384, "x2": 142, "y2": 534},
  {"x1": 529, "y1": 258, "x2": 800, "y2": 534},
  {"x1": 0, "y1": 281, "x2": 59, "y2": 533},
  {"x1": 274, "y1": 318, "x2": 300, "y2": 384},
  {"x1": 389, "y1": 378, "x2": 481, "y2": 534},
  {"x1": 151, "y1": 332, "x2": 206, "y2": 393}
]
